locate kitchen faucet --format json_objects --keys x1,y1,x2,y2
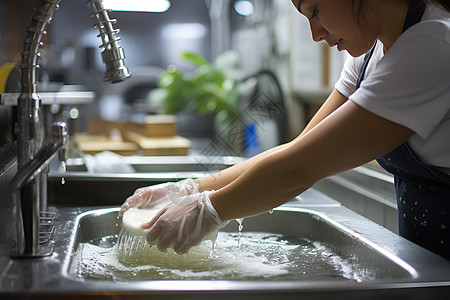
[{"x1": 12, "y1": 0, "x2": 130, "y2": 258}]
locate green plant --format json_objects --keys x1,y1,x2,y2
[{"x1": 158, "y1": 52, "x2": 241, "y2": 119}]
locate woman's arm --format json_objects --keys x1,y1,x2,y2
[
  {"x1": 197, "y1": 89, "x2": 348, "y2": 192},
  {"x1": 298, "y1": 89, "x2": 349, "y2": 138},
  {"x1": 210, "y1": 100, "x2": 414, "y2": 221}
]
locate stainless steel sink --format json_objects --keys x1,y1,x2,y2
[
  {"x1": 48, "y1": 155, "x2": 244, "y2": 206},
  {"x1": 53, "y1": 202, "x2": 450, "y2": 299},
  {"x1": 3, "y1": 192, "x2": 450, "y2": 299},
  {"x1": 66, "y1": 207, "x2": 417, "y2": 282},
  {"x1": 62, "y1": 155, "x2": 244, "y2": 173},
  {"x1": 5, "y1": 155, "x2": 446, "y2": 298}
]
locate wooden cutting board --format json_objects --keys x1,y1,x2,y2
[
  {"x1": 124, "y1": 131, "x2": 191, "y2": 156},
  {"x1": 124, "y1": 115, "x2": 177, "y2": 137},
  {"x1": 74, "y1": 133, "x2": 140, "y2": 156},
  {"x1": 75, "y1": 116, "x2": 191, "y2": 156}
]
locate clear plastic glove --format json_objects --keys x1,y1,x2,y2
[
  {"x1": 141, "y1": 191, "x2": 229, "y2": 255},
  {"x1": 119, "y1": 179, "x2": 199, "y2": 216}
]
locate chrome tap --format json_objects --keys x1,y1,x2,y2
[
  {"x1": 13, "y1": 0, "x2": 130, "y2": 258},
  {"x1": 11, "y1": 122, "x2": 68, "y2": 257}
]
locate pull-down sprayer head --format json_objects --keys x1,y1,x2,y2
[{"x1": 87, "y1": 0, "x2": 131, "y2": 83}]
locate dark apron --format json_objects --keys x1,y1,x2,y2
[{"x1": 356, "y1": 3, "x2": 450, "y2": 259}]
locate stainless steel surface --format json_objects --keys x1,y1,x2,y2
[
  {"x1": 87, "y1": 0, "x2": 131, "y2": 83},
  {"x1": 13, "y1": 122, "x2": 68, "y2": 190},
  {"x1": 47, "y1": 156, "x2": 244, "y2": 206},
  {"x1": 0, "y1": 91, "x2": 95, "y2": 106},
  {"x1": 315, "y1": 164, "x2": 399, "y2": 232},
  {"x1": 2, "y1": 190, "x2": 450, "y2": 299},
  {"x1": 67, "y1": 207, "x2": 416, "y2": 281},
  {"x1": 62, "y1": 155, "x2": 244, "y2": 173},
  {"x1": 12, "y1": 122, "x2": 68, "y2": 257}
]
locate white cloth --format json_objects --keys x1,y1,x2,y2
[
  {"x1": 335, "y1": 4, "x2": 450, "y2": 174},
  {"x1": 84, "y1": 151, "x2": 135, "y2": 173}
]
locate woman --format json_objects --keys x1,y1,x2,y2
[{"x1": 120, "y1": 0, "x2": 450, "y2": 258}]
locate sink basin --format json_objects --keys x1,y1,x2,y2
[
  {"x1": 48, "y1": 155, "x2": 244, "y2": 206},
  {"x1": 62, "y1": 155, "x2": 244, "y2": 173},
  {"x1": 66, "y1": 207, "x2": 417, "y2": 283}
]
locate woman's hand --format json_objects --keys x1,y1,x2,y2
[
  {"x1": 119, "y1": 179, "x2": 199, "y2": 216},
  {"x1": 141, "y1": 191, "x2": 228, "y2": 255}
]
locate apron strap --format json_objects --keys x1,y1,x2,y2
[
  {"x1": 355, "y1": 42, "x2": 377, "y2": 90},
  {"x1": 355, "y1": 3, "x2": 426, "y2": 91},
  {"x1": 403, "y1": 2, "x2": 427, "y2": 32}
]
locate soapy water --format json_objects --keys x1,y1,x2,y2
[{"x1": 71, "y1": 230, "x2": 377, "y2": 282}]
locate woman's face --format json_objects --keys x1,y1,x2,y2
[{"x1": 291, "y1": 0, "x2": 377, "y2": 57}]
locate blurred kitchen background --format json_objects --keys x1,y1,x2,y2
[
  {"x1": 0, "y1": 0, "x2": 403, "y2": 253},
  {"x1": 0, "y1": 0, "x2": 347, "y2": 157}
]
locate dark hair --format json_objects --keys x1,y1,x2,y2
[
  {"x1": 430, "y1": 0, "x2": 450, "y2": 10},
  {"x1": 413, "y1": 0, "x2": 450, "y2": 11},
  {"x1": 353, "y1": 0, "x2": 450, "y2": 27}
]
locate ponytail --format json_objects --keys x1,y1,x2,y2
[
  {"x1": 430, "y1": 0, "x2": 450, "y2": 11},
  {"x1": 408, "y1": 0, "x2": 450, "y2": 11}
]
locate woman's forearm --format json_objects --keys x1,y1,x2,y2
[
  {"x1": 197, "y1": 89, "x2": 348, "y2": 194},
  {"x1": 299, "y1": 89, "x2": 348, "y2": 138},
  {"x1": 209, "y1": 101, "x2": 414, "y2": 222},
  {"x1": 195, "y1": 143, "x2": 287, "y2": 192}
]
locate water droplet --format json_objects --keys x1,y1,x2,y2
[
  {"x1": 421, "y1": 221, "x2": 427, "y2": 227},
  {"x1": 414, "y1": 201, "x2": 418, "y2": 206},
  {"x1": 60, "y1": 161, "x2": 67, "y2": 185},
  {"x1": 403, "y1": 213, "x2": 407, "y2": 219},
  {"x1": 441, "y1": 223, "x2": 447, "y2": 230}
]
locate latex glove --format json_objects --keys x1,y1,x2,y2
[
  {"x1": 141, "y1": 191, "x2": 229, "y2": 255},
  {"x1": 119, "y1": 179, "x2": 199, "y2": 216}
]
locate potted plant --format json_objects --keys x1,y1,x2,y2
[{"x1": 155, "y1": 51, "x2": 242, "y2": 138}]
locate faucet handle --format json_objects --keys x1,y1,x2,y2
[{"x1": 52, "y1": 122, "x2": 68, "y2": 162}]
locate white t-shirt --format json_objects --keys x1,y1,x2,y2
[{"x1": 335, "y1": 4, "x2": 450, "y2": 175}]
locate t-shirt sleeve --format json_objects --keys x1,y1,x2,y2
[
  {"x1": 334, "y1": 54, "x2": 364, "y2": 99},
  {"x1": 348, "y1": 22, "x2": 450, "y2": 138}
]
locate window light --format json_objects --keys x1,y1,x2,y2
[
  {"x1": 102, "y1": 0, "x2": 171, "y2": 13},
  {"x1": 234, "y1": 0, "x2": 254, "y2": 16}
]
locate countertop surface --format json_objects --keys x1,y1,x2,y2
[{"x1": 1, "y1": 188, "x2": 450, "y2": 299}]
